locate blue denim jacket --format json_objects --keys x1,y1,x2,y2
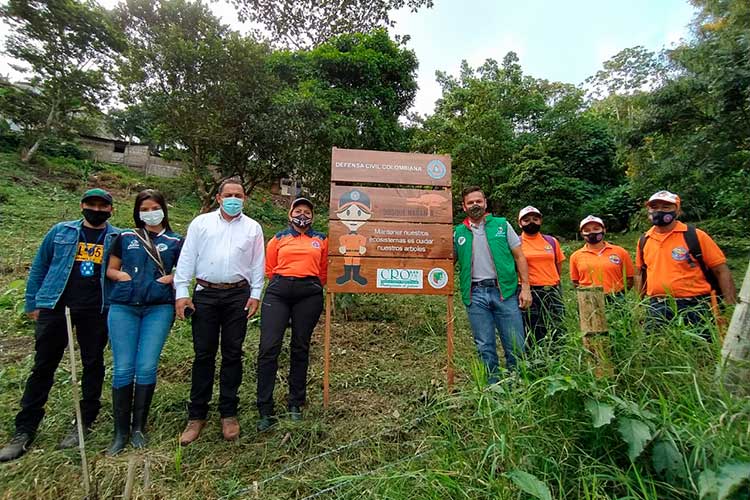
[{"x1": 24, "y1": 219, "x2": 120, "y2": 312}]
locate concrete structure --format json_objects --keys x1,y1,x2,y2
[{"x1": 78, "y1": 135, "x2": 184, "y2": 178}]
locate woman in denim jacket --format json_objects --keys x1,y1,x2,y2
[{"x1": 105, "y1": 190, "x2": 183, "y2": 455}]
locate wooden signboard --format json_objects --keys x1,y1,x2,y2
[
  {"x1": 331, "y1": 147, "x2": 451, "y2": 187},
  {"x1": 324, "y1": 148, "x2": 454, "y2": 408},
  {"x1": 328, "y1": 223, "x2": 453, "y2": 259},
  {"x1": 329, "y1": 185, "x2": 452, "y2": 224}
]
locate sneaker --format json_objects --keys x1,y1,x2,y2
[
  {"x1": 58, "y1": 423, "x2": 91, "y2": 450},
  {"x1": 256, "y1": 415, "x2": 277, "y2": 433},
  {"x1": 288, "y1": 406, "x2": 302, "y2": 422},
  {"x1": 0, "y1": 433, "x2": 33, "y2": 462}
]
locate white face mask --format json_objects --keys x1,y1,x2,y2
[{"x1": 139, "y1": 209, "x2": 165, "y2": 227}]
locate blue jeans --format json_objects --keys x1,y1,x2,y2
[
  {"x1": 466, "y1": 287, "x2": 525, "y2": 382},
  {"x1": 108, "y1": 304, "x2": 174, "y2": 388},
  {"x1": 647, "y1": 296, "x2": 713, "y2": 340}
]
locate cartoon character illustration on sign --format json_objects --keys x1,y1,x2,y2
[{"x1": 335, "y1": 189, "x2": 372, "y2": 285}]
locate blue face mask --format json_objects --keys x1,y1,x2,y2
[{"x1": 222, "y1": 197, "x2": 243, "y2": 217}]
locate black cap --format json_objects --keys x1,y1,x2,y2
[
  {"x1": 291, "y1": 197, "x2": 314, "y2": 212},
  {"x1": 81, "y1": 188, "x2": 113, "y2": 205}
]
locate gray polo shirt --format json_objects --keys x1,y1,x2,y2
[{"x1": 470, "y1": 220, "x2": 521, "y2": 281}]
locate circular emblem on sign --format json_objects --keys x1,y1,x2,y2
[
  {"x1": 609, "y1": 254, "x2": 622, "y2": 265},
  {"x1": 428, "y1": 268, "x2": 449, "y2": 289},
  {"x1": 544, "y1": 244, "x2": 553, "y2": 253},
  {"x1": 351, "y1": 190, "x2": 361, "y2": 201},
  {"x1": 457, "y1": 236, "x2": 466, "y2": 246},
  {"x1": 672, "y1": 246, "x2": 689, "y2": 261},
  {"x1": 426, "y1": 159, "x2": 447, "y2": 180},
  {"x1": 156, "y1": 243, "x2": 168, "y2": 252},
  {"x1": 311, "y1": 240, "x2": 321, "y2": 249}
]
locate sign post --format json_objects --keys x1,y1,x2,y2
[{"x1": 324, "y1": 147, "x2": 453, "y2": 408}]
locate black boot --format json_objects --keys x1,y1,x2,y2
[
  {"x1": 107, "y1": 384, "x2": 133, "y2": 456},
  {"x1": 336, "y1": 265, "x2": 352, "y2": 285},
  {"x1": 351, "y1": 265, "x2": 368, "y2": 286},
  {"x1": 130, "y1": 384, "x2": 155, "y2": 449}
]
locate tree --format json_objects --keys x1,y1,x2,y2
[
  {"x1": 118, "y1": 0, "x2": 282, "y2": 211},
  {"x1": 229, "y1": 0, "x2": 433, "y2": 49},
  {"x1": 0, "y1": 0, "x2": 124, "y2": 162}
]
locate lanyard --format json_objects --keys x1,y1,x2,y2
[{"x1": 81, "y1": 227, "x2": 106, "y2": 255}]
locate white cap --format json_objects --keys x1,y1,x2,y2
[
  {"x1": 647, "y1": 190, "x2": 681, "y2": 208},
  {"x1": 579, "y1": 215, "x2": 605, "y2": 231},
  {"x1": 518, "y1": 205, "x2": 542, "y2": 221}
]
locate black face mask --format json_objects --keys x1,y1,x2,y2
[
  {"x1": 584, "y1": 232, "x2": 604, "y2": 244},
  {"x1": 650, "y1": 210, "x2": 677, "y2": 227},
  {"x1": 291, "y1": 214, "x2": 312, "y2": 228},
  {"x1": 466, "y1": 205, "x2": 485, "y2": 219},
  {"x1": 521, "y1": 222, "x2": 541, "y2": 235},
  {"x1": 82, "y1": 208, "x2": 111, "y2": 227}
]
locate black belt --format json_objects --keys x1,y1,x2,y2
[
  {"x1": 273, "y1": 275, "x2": 320, "y2": 282},
  {"x1": 196, "y1": 278, "x2": 248, "y2": 290},
  {"x1": 471, "y1": 279, "x2": 498, "y2": 288},
  {"x1": 650, "y1": 295, "x2": 710, "y2": 305}
]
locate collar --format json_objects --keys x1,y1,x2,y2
[
  {"x1": 216, "y1": 209, "x2": 242, "y2": 224},
  {"x1": 582, "y1": 241, "x2": 612, "y2": 255},
  {"x1": 463, "y1": 213, "x2": 491, "y2": 229},
  {"x1": 521, "y1": 231, "x2": 543, "y2": 241}
]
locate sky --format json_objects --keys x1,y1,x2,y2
[{"x1": 0, "y1": 0, "x2": 698, "y2": 116}]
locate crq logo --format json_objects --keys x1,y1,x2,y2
[{"x1": 376, "y1": 268, "x2": 423, "y2": 289}]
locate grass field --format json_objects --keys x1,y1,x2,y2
[{"x1": 0, "y1": 153, "x2": 748, "y2": 499}]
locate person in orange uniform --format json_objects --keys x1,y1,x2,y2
[
  {"x1": 636, "y1": 190, "x2": 736, "y2": 338},
  {"x1": 570, "y1": 215, "x2": 634, "y2": 296},
  {"x1": 517, "y1": 206, "x2": 566, "y2": 346},
  {"x1": 256, "y1": 198, "x2": 328, "y2": 431}
]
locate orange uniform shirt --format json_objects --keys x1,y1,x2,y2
[
  {"x1": 520, "y1": 233, "x2": 565, "y2": 286},
  {"x1": 635, "y1": 222, "x2": 726, "y2": 298},
  {"x1": 570, "y1": 242, "x2": 634, "y2": 294},
  {"x1": 265, "y1": 228, "x2": 328, "y2": 285}
]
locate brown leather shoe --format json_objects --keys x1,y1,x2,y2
[
  {"x1": 221, "y1": 417, "x2": 240, "y2": 441},
  {"x1": 179, "y1": 419, "x2": 206, "y2": 446}
]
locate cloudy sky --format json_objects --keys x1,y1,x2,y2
[{"x1": 0, "y1": 0, "x2": 697, "y2": 116}]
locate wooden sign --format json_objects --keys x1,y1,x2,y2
[
  {"x1": 329, "y1": 222, "x2": 453, "y2": 259},
  {"x1": 331, "y1": 147, "x2": 451, "y2": 187},
  {"x1": 328, "y1": 257, "x2": 453, "y2": 295},
  {"x1": 329, "y1": 185, "x2": 452, "y2": 224}
]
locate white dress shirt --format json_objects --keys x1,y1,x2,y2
[{"x1": 174, "y1": 210, "x2": 266, "y2": 300}]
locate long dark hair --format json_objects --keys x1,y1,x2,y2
[{"x1": 133, "y1": 189, "x2": 171, "y2": 232}]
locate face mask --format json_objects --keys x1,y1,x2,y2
[
  {"x1": 521, "y1": 222, "x2": 541, "y2": 235},
  {"x1": 221, "y1": 197, "x2": 243, "y2": 217},
  {"x1": 140, "y1": 209, "x2": 164, "y2": 227},
  {"x1": 466, "y1": 205, "x2": 485, "y2": 219},
  {"x1": 82, "y1": 208, "x2": 111, "y2": 227},
  {"x1": 291, "y1": 214, "x2": 312, "y2": 228},
  {"x1": 584, "y1": 232, "x2": 604, "y2": 244},
  {"x1": 650, "y1": 210, "x2": 677, "y2": 227}
]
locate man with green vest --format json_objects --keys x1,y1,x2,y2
[{"x1": 454, "y1": 186, "x2": 531, "y2": 383}]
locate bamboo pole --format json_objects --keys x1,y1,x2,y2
[
  {"x1": 64, "y1": 307, "x2": 91, "y2": 497},
  {"x1": 719, "y1": 258, "x2": 750, "y2": 396},
  {"x1": 323, "y1": 292, "x2": 332, "y2": 409},
  {"x1": 446, "y1": 295, "x2": 454, "y2": 390}
]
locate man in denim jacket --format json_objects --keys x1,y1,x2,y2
[{"x1": 0, "y1": 188, "x2": 120, "y2": 462}]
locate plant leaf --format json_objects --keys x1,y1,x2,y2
[
  {"x1": 585, "y1": 399, "x2": 615, "y2": 428},
  {"x1": 617, "y1": 417, "x2": 653, "y2": 461},
  {"x1": 505, "y1": 470, "x2": 552, "y2": 500},
  {"x1": 699, "y1": 462, "x2": 750, "y2": 500},
  {"x1": 546, "y1": 376, "x2": 577, "y2": 396},
  {"x1": 652, "y1": 437, "x2": 686, "y2": 483}
]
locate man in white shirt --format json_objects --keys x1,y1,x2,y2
[{"x1": 174, "y1": 178, "x2": 265, "y2": 444}]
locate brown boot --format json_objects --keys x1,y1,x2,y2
[
  {"x1": 221, "y1": 417, "x2": 240, "y2": 441},
  {"x1": 179, "y1": 419, "x2": 206, "y2": 446}
]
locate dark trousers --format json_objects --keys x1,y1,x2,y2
[
  {"x1": 647, "y1": 295, "x2": 714, "y2": 340},
  {"x1": 257, "y1": 276, "x2": 324, "y2": 416},
  {"x1": 187, "y1": 286, "x2": 249, "y2": 420},
  {"x1": 15, "y1": 305, "x2": 108, "y2": 435},
  {"x1": 523, "y1": 286, "x2": 565, "y2": 346}
]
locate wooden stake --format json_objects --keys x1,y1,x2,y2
[
  {"x1": 123, "y1": 455, "x2": 137, "y2": 500},
  {"x1": 64, "y1": 307, "x2": 91, "y2": 498},
  {"x1": 446, "y1": 295, "x2": 454, "y2": 390},
  {"x1": 323, "y1": 292, "x2": 332, "y2": 409},
  {"x1": 575, "y1": 288, "x2": 613, "y2": 378},
  {"x1": 719, "y1": 258, "x2": 750, "y2": 396}
]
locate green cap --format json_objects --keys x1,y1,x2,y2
[{"x1": 81, "y1": 188, "x2": 113, "y2": 205}]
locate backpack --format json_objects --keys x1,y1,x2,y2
[
  {"x1": 542, "y1": 234, "x2": 561, "y2": 278},
  {"x1": 638, "y1": 224, "x2": 720, "y2": 296}
]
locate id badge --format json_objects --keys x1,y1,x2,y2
[{"x1": 81, "y1": 261, "x2": 95, "y2": 277}]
